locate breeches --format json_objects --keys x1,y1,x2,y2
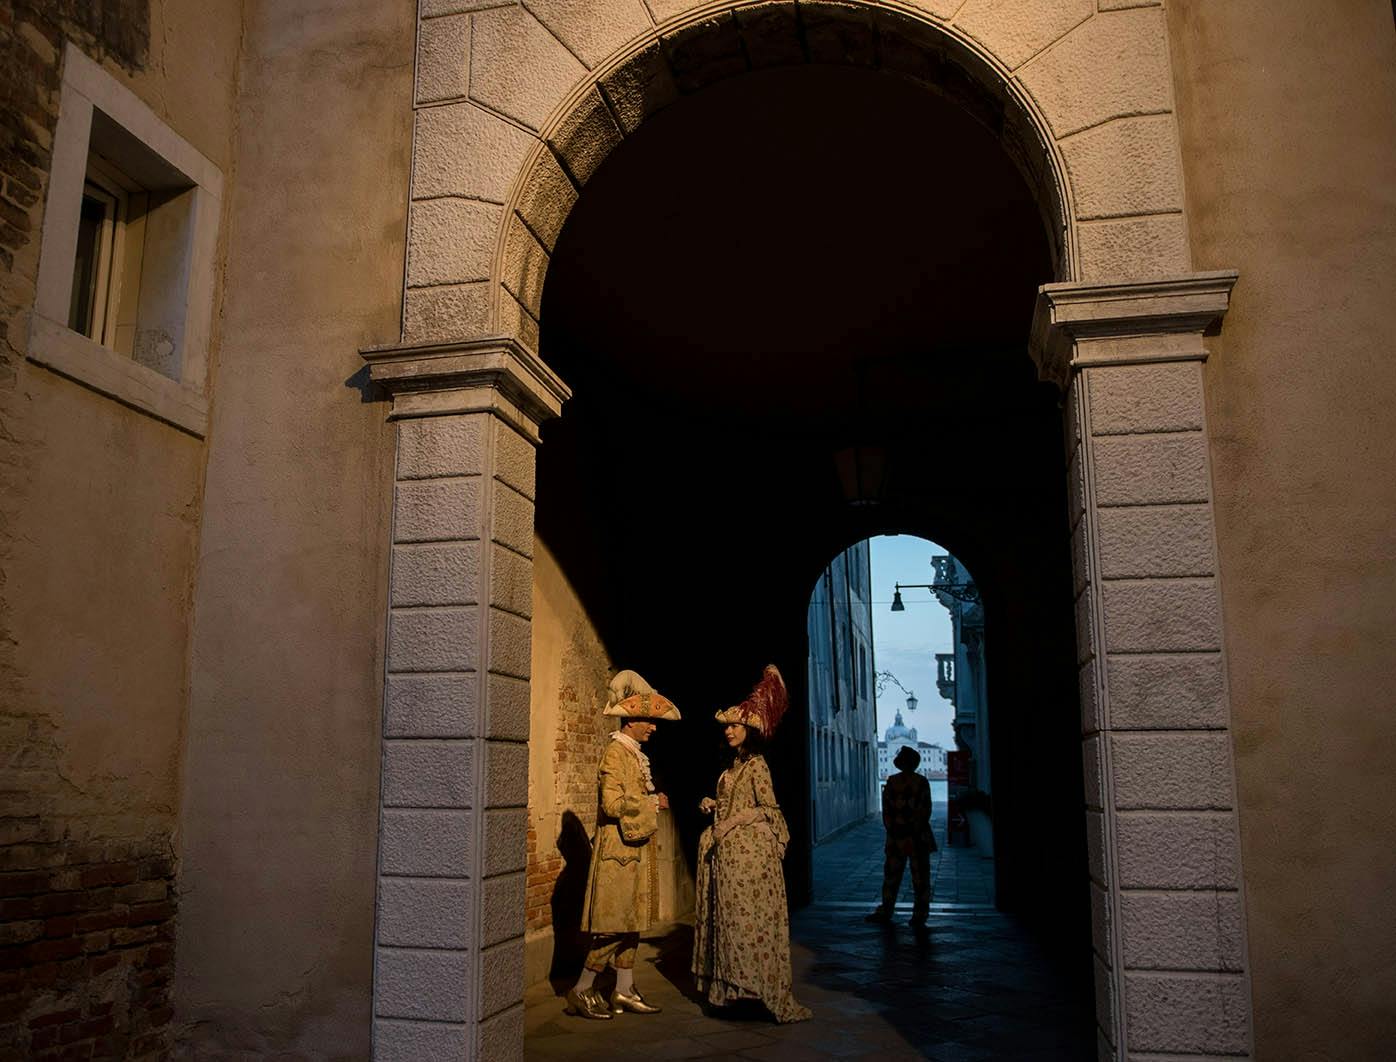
[
  {"x1": 584, "y1": 931, "x2": 639, "y2": 971},
  {"x1": 881, "y1": 841, "x2": 931, "y2": 915}
]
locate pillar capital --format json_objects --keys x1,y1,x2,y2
[
  {"x1": 362, "y1": 335, "x2": 571, "y2": 442},
  {"x1": 1030, "y1": 270, "x2": 1239, "y2": 388}
]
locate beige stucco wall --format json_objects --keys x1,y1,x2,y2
[
  {"x1": 1168, "y1": 1, "x2": 1396, "y2": 1055},
  {"x1": 172, "y1": 0, "x2": 413, "y2": 1054},
  {"x1": 0, "y1": 0, "x2": 241, "y2": 857}
]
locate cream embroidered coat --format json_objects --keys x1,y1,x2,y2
[{"x1": 580, "y1": 739, "x2": 660, "y2": 934}]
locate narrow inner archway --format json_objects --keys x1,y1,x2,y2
[{"x1": 526, "y1": 60, "x2": 1091, "y2": 1053}]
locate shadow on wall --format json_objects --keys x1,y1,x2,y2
[{"x1": 549, "y1": 810, "x2": 593, "y2": 983}]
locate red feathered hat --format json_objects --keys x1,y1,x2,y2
[{"x1": 714, "y1": 665, "x2": 788, "y2": 735}]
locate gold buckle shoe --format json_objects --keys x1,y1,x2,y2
[
  {"x1": 610, "y1": 988, "x2": 662, "y2": 1014},
  {"x1": 565, "y1": 987, "x2": 614, "y2": 1020}
]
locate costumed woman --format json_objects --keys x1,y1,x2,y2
[{"x1": 691, "y1": 665, "x2": 812, "y2": 1023}]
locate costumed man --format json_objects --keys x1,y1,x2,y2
[
  {"x1": 565, "y1": 669, "x2": 681, "y2": 1020},
  {"x1": 865, "y1": 744, "x2": 936, "y2": 929}
]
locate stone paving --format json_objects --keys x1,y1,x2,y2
[{"x1": 524, "y1": 817, "x2": 1094, "y2": 1060}]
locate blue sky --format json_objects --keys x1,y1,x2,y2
[{"x1": 868, "y1": 535, "x2": 957, "y2": 748}]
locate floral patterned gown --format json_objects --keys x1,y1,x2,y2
[{"x1": 691, "y1": 754, "x2": 812, "y2": 1023}]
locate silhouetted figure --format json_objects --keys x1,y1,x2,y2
[
  {"x1": 865, "y1": 745, "x2": 936, "y2": 928},
  {"x1": 549, "y1": 810, "x2": 593, "y2": 982}
]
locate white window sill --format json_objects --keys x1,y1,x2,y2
[{"x1": 27, "y1": 311, "x2": 208, "y2": 437}]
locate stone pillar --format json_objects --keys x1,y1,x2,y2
[
  {"x1": 360, "y1": 338, "x2": 569, "y2": 1060},
  {"x1": 1033, "y1": 273, "x2": 1254, "y2": 1062}
]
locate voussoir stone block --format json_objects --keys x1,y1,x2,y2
[
  {"x1": 423, "y1": 0, "x2": 513, "y2": 13},
  {"x1": 1110, "y1": 732, "x2": 1233, "y2": 810},
  {"x1": 373, "y1": 1019, "x2": 470, "y2": 1062},
  {"x1": 662, "y1": 14, "x2": 748, "y2": 94},
  {"x1": 398, "y1": 415, "x2": 486, "y2": 479},
  {"x1": 735, "y1": 2, "x2": 805, "y2": 70},
  {"x1": 380, "y1": 808, "x2": 472, "y2": 876},
  {"x1": 498, "y1": 287, "x2": 541, "y2": 352},
  {"x1": 413, "y1": 103, "x2": 536, "y2": 202},
  {"x1": 485, "y1": 740, "x2": 530, "y2": 808},
  {"x1": 378, "y1": 878, "x2": 474, "y2": 949},
  {"x1": 1123, "y1": 972, "x2": 1250, "y2": 1054},
  {"x1": 1105, "y1": 653, "x2": 1227, "y2": 730},
  {"x1": 1087, "y1": 361, "x2": 1204, "y2": 435},
  {"x1": 1116, "y1": 812, "x2": 1239, "y2": 889},
  {"x1": 547, "y1": 86, "x2": 624, "y2": 187},
  {"x1": 516, "y1": 148, "x2": 577, "y2": 251},
  {"x1": 493, "y1": 419, "x2": 536, "y2": 499},
  {"x1": 502, "y1": 213, "x2": 549, "y2": 314},
  {"x1": 403, "y1": 282, "x2": 491, "y2": 345},
  {"x1": 481, "y1": 938, "x2": 526, "y2": 1018},
  {"x1": 1101, "y1": 578, "x2": 1220, "y2": 654},
  {"x1": 470, "y1": 6, "x2": 588, "y2": 131},
  {"x1": 482, "y1": 871, "x2": 526, "y2": 946},
  {"x1": 386, "y1": 673, "x2": 479, "y2": 738},
  {"x1": 1119, "y1": 891, "x2": 1244, "y2": 972},
  {"x1": 375, "y1": 948, "x2": 471, "y2": 1021},
  {"x1": 491, "y1": 544, "x2": 534, "y2": 619},
  {"x1": 1061, "y1": 113, "x2": 1183, "y2": 220},
  {"x1": 953, "y1": 0, "x2": 1092, "y2": 71},
  {"x1": 800, "y1": 1, "x2": 878, "y2": 67},
  {"x1": 1096, "y1": 505, "x2": 1214, "y2": 580},
  {"x1": 1018, "y1": 5, "x2": 1172, "y2": 138},
  {"x1": 416, "y1": 13, "x2": 471, "y2": 104},
  {"x1": 484, "y1": 807, "x2": 529, "y2": 875},
  {"x1": 487, "y1": 674, "x2": 532, "y2": 742},
  {"x1": 1091, "y1": 432, "x2": 1209, "y2": 507},
  {"x1": 406, "y1": 198, "x2": 498, "y2": 288},
  {"x1": 1077, "y1": 213, "x2": 1190, "y2": 281},
  {"x1": 394, "y1": 478, "x2": 481, "y2": 543},
  {"x1": 598, "y1": 40, "x2": 681, "y2": 135},
  {"x1": 382, "y1": 740, "x2": 474, "y2": 808},
  {"x1": 389, "y1": 606, "x2": 481, "y2": 672},
  {"x1": 528, "y1": 0, "x2": 653, "y2": 69},
  {"x1": 392, "y1": 542, "x2": 481, "y2": 608}
]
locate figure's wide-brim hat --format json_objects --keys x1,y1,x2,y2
[
  {"x1": 604, "y1": 691, "x2": 681, "y2": 720},
  {"x1": 714, "y1": 664, "x2": 788, "y2": 734},
  {"x1": 894, "y1": 744, "x2": 921, "y2": 770}
]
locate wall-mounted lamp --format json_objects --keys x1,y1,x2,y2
[{"x1": 889, "y1": 581, "x2": 981, "y2": 611}]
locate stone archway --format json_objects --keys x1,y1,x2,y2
[{"x1": 361, "y1": 3, "x2": 1251, "y2": 1058}]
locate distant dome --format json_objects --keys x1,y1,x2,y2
[{"x1": 883, "y1": 709, "x2": 917, "y2": 746}]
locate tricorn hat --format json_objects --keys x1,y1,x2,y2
[
  {"x1": 714, "y1": 665, "x2": 788, "y2": 734},
  {"x1": 603, "y1": 669, "x2": 681, "y2": 720},
  {"x1": 894, "y1": 744, "x2": 921, "y2": 771}
]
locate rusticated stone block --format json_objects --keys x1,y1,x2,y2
[
  {"x1": 1110, "y1": 732, "x2": 1233, "y2": 810},
  {"x1": 489, "y1": 607, "x2": 532, "y2": 679},
  {"x1": 491, "y1": 544, "x2": 534, "y2": 619},
  {"x1": 1077, "y1": 212, "x2": 1189, "y2": 281},
  {"x1": 954, "y1": 0, "x2": 1092, "y2": 71},
  {"x1": 399, "y1": 415, "x2": 485, "y2": 479},
  {"x1": 1105, "y1": 653, "x2": 1227, "y2": 730},
  {"x1": 482, "y1": 871, "x2": 526, "y2": 946},
  {"x1": 386, "y1": 673, "x2": 478, "y2": 738},
  {"x1": 1116, "y1": 812, "x2": 1239, "y2": 889},
  {"x1": 1101, "y1": 578, "x2": 1220, "y2": 653},
  {"x1": 1066, "y1": 447, "x2": 1086, "y2": 527},
  {"x1": 1074, "y1": 588, "x2": 1096, "y2": 665},
  {"x1": 485, "y1": 741, "x2": 530, "y2": 808},
  {"x1": 1071, "y1": 520, "x2": 1089, "y2": 595},
  {"x1": 480, "y1": 1002, "x2": 525, "y2": 1059},
  {"x1": 392, "y1": 542, "x2": 481, "y2": 608},
  {"x1": 498, "y1": 287, "x2": 541, "y2": 352},
  {"x1": 501, "y1": 213, "x2": 549, "y2": 314},
  {"x1": 375, "y1": 948, "x2": 470, "y2": 1020},
  {"x1": 413, "y1": 103, "x2": 535, "y2": 202},
  {"x1": 1089, "y1": 879, "x2": 1111, "y2": 960},
  {"x1": 1078, "y1": 657, "x2": 1101, "y2": 734},
  {"x1": 527, "y1": 0, "x2": 652, "y2": 69},
  {"x1": 1096, "y1": 505, "x2": 1213, "y2": 579},
  {"x1": 598, "y1": 41, "x2": 681, "y2": 134},
  {"x1": 484, "y1": 807, "x2": 529, "y2": 875},
  {"x1": 1084, "y1": 808, "x2": 1108, "y2": 885},
  {"x1": 423, "y1": 0, "x2": 513, "y2": 12},
  {"x1": 1081, "y1": 734, "x2": 1105, "y2": 811},
  {"x1": 378, "y1": 878, "x2": 473, "y2": 949},
  {"x1": 382, "y1": 740, "x2": 473, "y2": 808},
  {"x1": 416, "y1": 13, "x2": 470, "y2": 104},
  {"x1": 516, "y1": 148, "x2": 577, "y2": 251},
  {"x1": 1093, "y1": 955, "x2": 1117, "y2": 1043},
  {"x1": 1087, "y1": 361, "x2": 1203, "y2": 435},
  {"x1": 403, "y1": 282, "x2": 490, "y2": 344},
  {"x1": 380, "y1": 809, "x2": 472, "y2": 877},
  {"x1": 1018, "y1": 6, "x2": 1172, "y2": 138},
  {"x1": 547, "y1": 86, "x2": 624, "y2": 187},
  {"x1": 493, "y1": 419, "x2": 536, "y2": 500},
  {"x1": 406, "y1": 198, "x2": 498, "y2": 288},
  {"x1": 480, "y1": 938, "x2": 525, "y2": 1017},
  {"x1": 389, "y1": 606, "x2": 480, "y2": 672},
  {"x1": 800, "y1": 1, "x2": 877, "y2": 67},
  {"x1": 373, "y1": 1019, "x2": 470, "y2": 1062},
  {"x1": 661, "y1": 15, "x2": 747, "y2": 94},
  {"x1": 470, "y1": 6, "x2": 587, "y2": 131},
  {"x1": 492, "y1": 482, "x2": 535, "y2": 558},
  {"x1": 394, "y1": 478, "x2": 480, "y2": 544},
  {"x1": 487, "y1": 673, "x2": 532, "y2": 742},
  {"x1": 1061, "y1": 113, "x2": 1183, "y2": 220},
  {"x1": 1092, "y1": 432, "x2": 1209, "y2": 507},
  {"x1": 1123, "y1": 972, "x2": 1250, "y2": 1054},
  {"x1": 1119, "y1": 891, "x2": 1243, "y2": 971},
  {"x1": 734, "y1": 2, "x2": 804, "y2": 69}
]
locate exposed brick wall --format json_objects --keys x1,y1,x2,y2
[{"x1": 0, "y1": 846, "x2": 175, "y2": 1060}]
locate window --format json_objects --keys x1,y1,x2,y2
[{"x1": 30, "y1": 45, "x2": 223, "y2": 436}]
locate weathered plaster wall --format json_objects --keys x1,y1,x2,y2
[
  {"x1": 0, "y1": 1, "x2": 242, "y2": 1055},
  {"x1": 173, "y1": 0, "x2": 412, "y2": 1054},
  {"x1": 1167, "y1": 1, "x2": 1396, "y2": 1056}
]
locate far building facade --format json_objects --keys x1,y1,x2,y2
[{"x1": 876, "y1": 697, "x2": 947, "y2": 782}]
